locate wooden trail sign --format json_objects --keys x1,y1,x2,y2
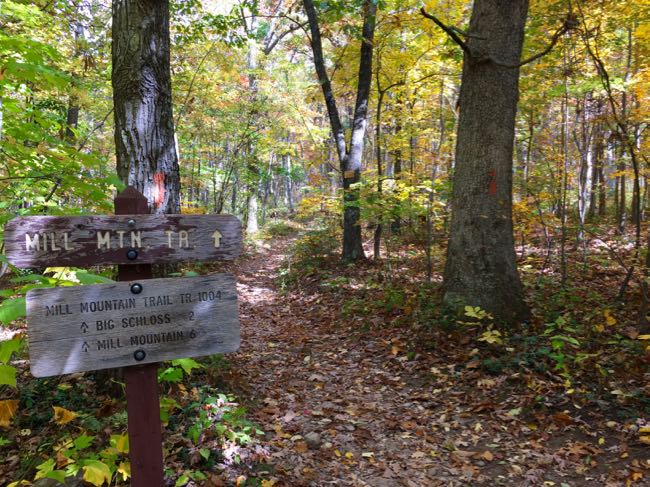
[
  {"x1": 26, "y1": 274, "x2": 239, "y2": 377},
  {"x1": 4, "y1": 187, "x2": 244, "y2": 486},
  {"x1": 4, "y1": 213, "x2": 242, "y2": 268}
]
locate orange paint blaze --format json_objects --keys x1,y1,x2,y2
[
  {"x1": 488, "y1": 169, "x2": 497, "y2": 196},
  {"x1": 153, "y1": 172, "x2": 165, "y2": 208}
]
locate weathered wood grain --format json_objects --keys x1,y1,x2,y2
[
  {"x1": 26, "y1": 274, "x2": 240, "y2": 377},
  {"x1": 4, "y1": 214, "x2": 242, "y2": 268}
]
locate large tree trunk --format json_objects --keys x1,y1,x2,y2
[
  {"x1": 442, "y1": 0, "x2": 530, "y2": 324},
  {"x1": 112, "y1": 0, "x2": 180, "y2": 214}
]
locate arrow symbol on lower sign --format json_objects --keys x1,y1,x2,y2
[
  {"x1": 80, "y1": 322, "x2": 88, "y2": 333},
  {"x1": 82, "y1": 342, "x2": 89, "y2": 353}
]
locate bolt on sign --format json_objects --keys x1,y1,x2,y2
[
  {"x1": 4, "y1": 214, "x2": 242, "y2": 268},
  {"x1": 26, "y1": 275, "x2": 239, "y2": 377}
]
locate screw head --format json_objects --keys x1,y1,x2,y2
[
  {"x1": 126, "y1": 249, "x2": 138, "y2": 260},
  {"x1": 134, "y1": 349, "x2": 146, "y2": 361},
  {"x1": 130, "y1": 283, "x2": 143, "y2": 294},
  {"x1": 127, "y1": 219, "x2": 136, "y2": 228}
]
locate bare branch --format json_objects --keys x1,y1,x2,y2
[
  {"x1": 491, "y1": 24, "x2": 568, "y2": 68},
  {"x1": 263, "y1": 21, "x2": 307, "y2": 55},
  {"x1": 420, "y1": 7, "x2": 471, "y2": 57}
]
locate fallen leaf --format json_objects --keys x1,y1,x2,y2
[
  {"x1": 82, "y1": 460, "x2": 111, "y2": 486},
  {"x1": 552, "y1": 412, "x2": 573, "y2": 426},
  {"x1": 0, "y1": 400, "x2": 19, "y2": 428},
  {"x1": 53, "y1": 406, "x2": 78, "y2": 425}
]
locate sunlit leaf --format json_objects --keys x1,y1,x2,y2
[
  {"x1": 81, "y1": 459, "x2": 112, "y2": 486},
  {"x1": 0, "y1": 400, "x2": 19, "y2": 428},
  {"x1": 53, "y1": 406, "x2": 78, "y2": 425},
  {"x1": 0, "y1": 365, "x2": 17, "y2": 388}
]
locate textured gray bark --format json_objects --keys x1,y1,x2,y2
[
  {"x1": 442, "y1": 0, "x2": 530, "y2": 323},
  {"x1": 112, "y1": 0, "x2": 180, "y2": 214}
]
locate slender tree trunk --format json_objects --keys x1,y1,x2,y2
[
  {"x1": 374, "y1": 88, "x2": 386, "y2": 259},
  {"x1": 617, "y1": 143, "x2": 626, "y2": 233},
  {"x1": 112, "y1": 0, "x2": 180, "y2": 214},
  {"x1": 391, "y1": 112, "x2": 403, "y2": 234},
  {"x1": 303, "y1": 0, "x2": 376, "y2": 261},
  {"x1": 442, "y1": 0, "x2": 530, "y2": 324}
]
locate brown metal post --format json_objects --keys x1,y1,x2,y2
[{"x1": 115, "y1": 186, "x2": 164, "y2": 486}]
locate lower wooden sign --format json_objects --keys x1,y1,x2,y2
[{"x1": 26, "y1": 274, "x2": 239, "y2": 377}]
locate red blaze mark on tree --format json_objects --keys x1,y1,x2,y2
[
  {"x1": 153, "y1": 172, "x2": 165, "y2": 208},
  {"x1": 488, "y1": 169, "x2": 497, "y2": 195}
]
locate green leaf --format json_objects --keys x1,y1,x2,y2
[
  {"x1": 0, "y1": 365, "x2": 17, "y2": 388},
  {"x1": 175, "y1": 474, "x2": 190, "y2": 487},
  {"x1": 0, "y1": 339, "x2": 22, "y2": 363},
  {"x1": 73, "y1": 434, "x2": 95, "y2": 450},
  {"x1": 104, "y1": 174, "x2": 126, "y2": 191},
  {"x1": 35, "y1": 458, "x2": 56, "y2": 479},
  {"x1": 158, "y1": 366, "x2": 183, "y2": 383},
  {"x1": 0, "y1": 297, "x2": 26, "y2": 325},
  {"x1": 171, "y1": 358, "x2": 203, "y2": 375},
  {"x1": 45, "y1": 470, "x2": 67, "y2": 483},
  {"x1": 10, "y1": 274, "x2": 51, "y2": 283},
  {"x1": 75, "y1": 271, "x2": 114, "y2": 285},
  {"x1": 199, "y1": 448, "x2": 210, "y2": 460}
]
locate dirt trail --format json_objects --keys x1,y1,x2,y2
[
  {"x1": 228, "y1": 238, "x2": 644, "y2": 487},
  {"x1": 230, "y1": 239, "x2": 479, "y2": 486}
]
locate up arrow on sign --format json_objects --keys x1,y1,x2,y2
[{"x1": 212, "y1": 230, "x2": 222, "y2": 248}]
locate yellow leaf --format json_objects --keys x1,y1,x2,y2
[
  {"x1": 334, "y1": 449, "x2": 341, "y2": 457},
  {"x1": 113, "y1": 434, "x2": 129, "y2": 454},
  {"x1": 640, "y1": 436, "x2": 650, "y2": 445},
  {"x1": 53, "y1": 406, "x2": 78, "y2": 425},
  {"x1": 261, "y1": 480, "x2": 277, "y2": 487},
  {"x1": 345, "y1": 451, "x2": 354, "y2": 459},
  {"x1": 604, "y1": 309, "x2": 617, "y2": 326},
  {"x1": 236, "y1": 475, "x2": 246, "y2": 486},
  {"x1": 639, "y1": 426, "x2": 650, "y2": 434},
  {"x1": 638, "y1": 335, "x2": 650, "y2": 340},
  {"x1": 598, "y1": 437, "x2": 605, "y2": 445},
  {"x1": 117, "y1": 462, "x2": 130, "y2": 481},
  {"x1": 82, "y1": 460, "x2": 112, "y2": 486},
  {"x1": 630, "y1": 471, "x2": 644, "y2": 482},
  {"x1": 0, "y1": 400, "x2": 19, "y2": 428}
]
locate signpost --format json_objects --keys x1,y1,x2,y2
[
  {"x1": 26, "y1": 274, "x2": 239, "y2": 377},
  {"x1": 4, "y1": 186, "x2": 243, "y2": 487},
  {"x1": 4, "y1": 214, "x2": 241, "y2": 268}
]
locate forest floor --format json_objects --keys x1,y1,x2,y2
[
  {"x1": 1, "y1": 226, "x2": 649, "y2": 487},
  {"x1": 217, "y1": 230, "x2": 649, "y2": 486}
]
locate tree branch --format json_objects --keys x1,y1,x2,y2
[
  {"x1": 420, "y1": 7, "x2": 471, "y2": 57},
  {"x1": 263, "y1": 21, "x2": 308, "y2": 55},
  {"x1": 491, "y1": 24, "x2": 568, "y2": 68},
  {"x1": 303, "y1": 0, "x2": 347, "y2": 163}
]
